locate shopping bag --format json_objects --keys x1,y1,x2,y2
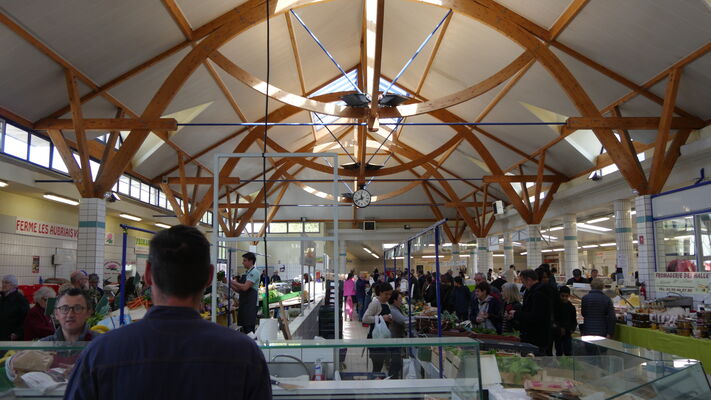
[
  {"x1": 403, "y1": 358, "x2": 420, "y2": 379},
  {"x1": 372, "y1": 316, "x2": 391, "y2": 339}
]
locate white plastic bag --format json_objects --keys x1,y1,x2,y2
[
  {"x1": 372, "y1": 315, "x2": 391, "y2": 339},
  {"x1": 403, "y1": 358, "x2": 420, "y2": 379}
]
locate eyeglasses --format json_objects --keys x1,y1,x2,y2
[{"x1": 56, "y1": 305, "x2": 87, "y2": 314}]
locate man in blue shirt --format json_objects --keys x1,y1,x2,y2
[{"x1": 64, "y1": 225, "x2": 271, "y2": 399}]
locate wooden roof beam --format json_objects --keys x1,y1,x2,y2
[
  {"x1": 565, "y1": 116, "x2": 704, "y2": 131},
  {"x1": 35, "y1": 118, "x2": 178, "y2": 131},
  {"x1": 648, "y1": 69, "x2": 682, "y2": 193}
]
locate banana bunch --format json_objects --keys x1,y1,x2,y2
[
  {"x1": 91, "y1": 325, "x2": 110, "y2": 334},
  {"x1": 0, "y1": 350, "x2": 16, "y2": 364}
]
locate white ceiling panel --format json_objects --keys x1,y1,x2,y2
[
  {"x1": 551, "y1": 47, "x2": 631, "y2": 112},
  {"x1": 133, "y1": 144, "x2": 178, "y2": 178},
  {"x1": 557, "y1": 0, "x2": 711, "y2": 86},
  {"x1": 420, "y1": 13, "x2": 523, "y2": 101},
  {"x1": 0, "y1": 24, "x2": 70, "y2": 123},
  {"x1": 219, "y1": 16, "x2": 301, "y2": 95},
  {"x1": 177, "y1": 0, "x2": 249, "y2": 30},
  {"x1": 380, "y1": 0, "x2": 448, "y2": 95},
  {"x1": 107, "y1": 48, "x2": 190, "y2": 115},
  {"x1": 494, "y1": 0, "x2": 572, "y2": 29},
  {"x1": 289, "y1": 0, "x2": 362, "y2": 92},
  {"x1": 1, "y1": 0, "x2": 185, "y2": 85},
  {"x1": 646, "y1": 53, "x2": 711, "y2": 121}
]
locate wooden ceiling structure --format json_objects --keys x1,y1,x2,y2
[{"x1": 1, "y1": 0, "x2": 709, "y2": 242}]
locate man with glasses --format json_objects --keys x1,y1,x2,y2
[
  {"x1": 41, "y1": 288, "x2": 98, "y2": 343},
  {"x1": 65, "y1": 225, "x2": 271, "y2": 399}
]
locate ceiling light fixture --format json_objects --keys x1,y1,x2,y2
[
  {"x1": 0, "y1": 180, "x2": 8, "y2": 188},
  {"x1": 582, "y1": 244, "x2": 599, "y2": 248},
  {"x1": 155, "y1": 223, "x2": 171, "y2": 229},
  {"x1": 553, "y1": 248, "x2": 564, "y2": 251},
  {"x1": 520, "y1": 252, "x2": 528, "y2": 255},
  {"x1": 577, "y1": 223, "x2": 612, "y2": 232},
  {"x1": 549, "y1": 226, "x2": 564, "y2": 231},
  {"x1": 630, "y1": 210, "x2": 637, "y2": 215},
  {"x1": 120, "y1": 213, "x2": 142, "y2": 222},
  {"x1": 586, "y1": 217, "x2": 610, "y2": 224},
  {"x1": 600, "y1": 242, "x2": 616, "y2": 247},
  {"x1": 43, "y1": 193, "x2": 79, "y2": 206}
]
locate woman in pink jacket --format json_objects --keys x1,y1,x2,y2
[{"x1": 344, "y1": 272, "x2": 356, "y2": 321}]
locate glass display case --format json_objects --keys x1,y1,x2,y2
[{"x1": 1, "y1": 337, "x2": 710, "y2": 399}]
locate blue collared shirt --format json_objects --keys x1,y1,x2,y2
[{"x1": 64, "y1": 306, "x2": 272, "y2": 400}]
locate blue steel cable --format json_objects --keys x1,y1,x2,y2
[
  {"x1": 290, "y1": 9, "x2": 362, "y2": 94},
  {"x1": 312, "y1": 112, "x2": 358, "y2": 164},
  {"x1": 365, "y1": 117, "x2": 402, "y2": 165},
  {"x1": 384, "y1": 9, "x2": 452, "y2": 95}
]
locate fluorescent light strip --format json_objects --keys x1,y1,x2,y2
[
  {"x1": 548, "y1": 226, "x2": 563, "y2": 232},
  {"x1": 493, "y1": 254, "x2": 504, "y2": 257},
  {"x1": 586, "y1": 217, "x2": 610, "y2": 224},
  {"x1": 599, "y1": 242, "x2": 616, "y2": 247},
  {"x1": 553, "y1": 248, "x2": 564, "y2": 251},
  {"x1": 43, "y1": 194, "x2": 79, "y2": 206},
  {"x1": 155, "y1": 223, "x2": 171, "y2": 229},
  {"x1": 0, "y1": 180, "x2": 8, "y2": 188},
  {"x1": 630, "y1": 210, "x2": 637, "y2": 215},
  {"x1": 581, "y1": 244, "x2": 598, "y2": 249},
  {"x1": 577, "y1": 223, "x2": 612, "y2": 232},
  {"x1": 520, "y1": 252, "x2": 527, "y2": 255},
  {"x1": 120, "y1": 213, "x2": 142, "y2": 222}
]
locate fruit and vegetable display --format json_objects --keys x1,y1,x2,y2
[{"x1": 496, "y1": 355, "x2": 539, "y2": 385}]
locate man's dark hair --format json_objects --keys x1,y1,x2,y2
[
  {"x1": 242, "y1": 252, "x2": 256, "y2": 264},
  {"x1": 476, "y1": 281, "x2": 491, "y2": 295},
  {"x1": 519, "y1": 269, "x2": 539, "y2": 282},
  {"x1": 535, "y1": 266, "x2": 550, "y2": 281},
  {"x1": 454, "y1": 276, "x2": 463, "y2": 285},
  {"x1": 559, "y1": 286, "x2": 571, "y2": 295},
  {"x1": 56, "y1": 288, "x2": 92, "y2": 311},
  {"x1": 509, "y1": 265, "x2": 516, "y2": 269},
  {"x1": 573, "y1": 268, "x2": 582, "y2": 276},
  {"x1": 538, "y1": 263, "x2": 551, "y2": 272},
  {"x1": 388, "y1": 290, "x2": 402, "y2": 304},
  {"x1": 149, "y1": 225, "x2": 211, "y2": 298}
]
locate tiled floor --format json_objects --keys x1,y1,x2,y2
[{"x1": 341, "y1": 313, "x2": 372, "y2": 374}]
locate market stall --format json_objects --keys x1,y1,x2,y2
[{"x1": 2, "y1": 337, "x2": 710, "y2": 399}]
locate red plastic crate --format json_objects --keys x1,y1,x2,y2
[{"x1": 18, "y1": 284, "x2": 61, "y2": 304}]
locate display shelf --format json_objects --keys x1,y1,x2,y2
[{"x1": 2, "y1": 336, "x2": 710, "y2": 399}]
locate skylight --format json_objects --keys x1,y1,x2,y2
[{"x1": 309, "y1": 69, "x2": 359, "y2": 98}]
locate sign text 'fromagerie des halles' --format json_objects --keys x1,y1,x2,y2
[
  {"x1": 15, "y1": 218, "x2": 79, "y2": 240},
  {"x1": 655, "y1": 271, "x2": 711, "y2": 294}
]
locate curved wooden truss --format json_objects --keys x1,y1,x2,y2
[{"x1": 6, "y1": 0, "x2": 709, "y2": 238}]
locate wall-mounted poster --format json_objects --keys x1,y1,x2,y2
[
  {"x1": 32, "y1": 256, "x2": 40, "y2": 273},
  {"x1": 105, "y1": 232, "x2": 114, "y2": 245}
]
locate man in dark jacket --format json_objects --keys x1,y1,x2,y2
[
  {"x1": 355, "y1": 273, "x2": 368, "y2": 321},
  {"x1": 1, "y1": 274, "x2": 29, "y2": 341},
  {"x1": 470, "y1": 281, "x2": 503, "y2": 333},
  {"x1": 452, "y1": 277, "x2": 472, "y2": 321},
  {"x1": 581, "y1": 279, "x2": 616, "y2": 338},
  {"x1": 566, "y1": 269, "x2": 589, "y2": 285},
  {"x1": 512, "y1": 269, "x2": 554, "y2": 355}
]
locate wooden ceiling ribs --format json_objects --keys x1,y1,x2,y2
[
  {"x1": 648, "y1": 69, "x2": 682, "y2": 194},
  {"x1": 415, "y1": 9, "x2": 453, "y2": 96},
  {"x1": 548, "y1": 0, "x2": 590, "y2": 41},
  {"x1": 65, "y1": 69, "x2": 93, "y2": 197},
  {"x1": 35, "y1": 119, "x2": 178, "y2": 131}
]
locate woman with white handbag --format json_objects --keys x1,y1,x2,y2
[{"x1": 362, "y1": 282, "x2": 394, "y2": 374}]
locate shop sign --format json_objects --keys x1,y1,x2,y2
[
  {"x1": 15, "y1": 217, "x2": 79, "y2": 240},
  {"x1": 135, "y1": 237, "x2": 150, "y2": 255},
  {"x1": 655, "y1": 271, "x2": 710, "y2": 294}
]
